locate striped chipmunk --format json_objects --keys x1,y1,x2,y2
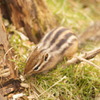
[{"x1": 24, "y1": 27, "x2": 78, "y2": 75}]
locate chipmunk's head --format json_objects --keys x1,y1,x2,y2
[{"x1": 24, "y1": 46, "x2": 56, "y2": 75}]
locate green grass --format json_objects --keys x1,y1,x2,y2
[
  {"x1": 7, "y1": 0, "x2": 100, "y2": 100},
  {"x1": 8, "y1": 27, "x2": 33, "y2": 72},
  {"x1": 25, "y1": 63, "x2": 100, "y2": 100},
  {"x1": 46, "y1": 0, "x2": 100, "y2": 33}
]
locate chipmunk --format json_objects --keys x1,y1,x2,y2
[{"x1": 24, "y1": 27, "x2": 78, "y2": 75}]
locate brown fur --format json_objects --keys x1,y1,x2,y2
[{"x1": 24, "y1": 27, "x2": 78, "y2": 75}]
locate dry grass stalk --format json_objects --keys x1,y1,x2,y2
[
  {"x1": 38, "y1": 76, "x2": 66, "y2": 98},
  {"x1": 77, "y1": 57, "x2": 100, "y2": 69}
]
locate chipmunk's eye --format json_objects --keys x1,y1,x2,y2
[
  {"x1": 44, "y1": 53, "x2": 49, "y2": 61},
  {"x1": 33, "y1": 64, "x2": 40, "y2": 71},
  {"x1": 34, "y1": 65, "x2": 39, "y2": 71}
]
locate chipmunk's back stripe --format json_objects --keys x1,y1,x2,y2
[
  {"x1": 61, "y1": 38, "x2": 77, "y2": 54},
  {"x1": 55, "y1": 33, "x2": 73, "y2": 49},
  {"x1": 42, "y1": 27, "x2": 58, "y2": 44},
  {"x1": 50, "y1": 28, "x2": 67, "y2": 45},
  {"x1": 42, "y1": 27, "x2": 66, "y2": 48},
  {"x1": 50, "y1": 33, "x2": 74, "y2": 52}
]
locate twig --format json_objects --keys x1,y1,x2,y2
[
  {"x1": 38, "y1": 76, "x2": 66, "y2": 98},
  {"x1": 3, "y1": 47, "x2": 13, "y2": 62},
  {"x1": 77, "y1": 57, "x2": 100, "y2": 69},
  {"x1": 64, "y1": 47, "x2": 100, "y2": 69}
]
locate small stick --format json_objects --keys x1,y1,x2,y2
[
  {"x1": 64, "y1": 47, "x2": 100, "y2": 69},
  {"x1": 4, "y1": 47, "x2": 13, "y2": 62},
  {"x1": 38, "y1": 76, "x2": 66, "y2": 98},
  {"x1": 77, "y1": 57, "x2": 100, "y2": 69}
]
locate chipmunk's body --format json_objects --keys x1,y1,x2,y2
[{"x1": 24, "y1": 27, "x2": 78, "y2": 75}]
